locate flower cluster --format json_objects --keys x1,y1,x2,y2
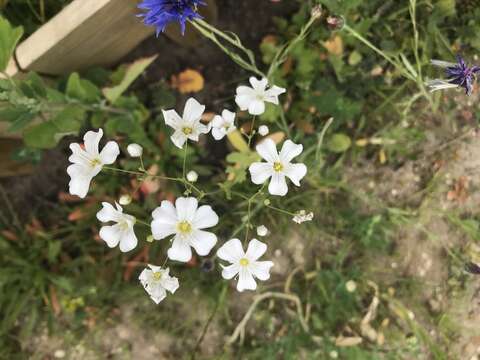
[{"x1": 66, "y1": 76, "x2": 314, "y2": 303}]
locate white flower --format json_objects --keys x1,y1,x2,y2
[
  {"x1": 162, "y1": 98, "x2": 210, "y2": 149},
  {"x1": 249, "y1": 139, "x2": 307, "y2": 196},
  {"x1": 67, "y1": 128, "x2": 119, "y2": 198},
  {"x1": 127, "y1": 143, "x2": 143, "y2": 157},
  {"x1": 258, "y1": 125, "x2": 269, "y2": 136},
  {"x1": 186, "y1": 170, "x2": 198, "y2": 183},
  {"x1": 211, "y1": 109, "x2": 236, "y2": 140},
  {"x1": 139, "y1": 265, "x2": 179, "y2": 304},
  {"x1": 151, "y1": 197, "x2": 219, "y2": 262},
  {"x1": 96, "y1": 202, "x2": 138, "y2": 252},
  {"x1": 292, "y1": 210, "x2": 314, "y2": 224},
  {"x1": 217, "y1": 238, "x2": 274, "y2": 292},
  {"x1": 256, "y1": 225, "x2": 269, "y2": 237},
  {"x1": 235, "y1": 77, "x2": 286, "y2": 115}
]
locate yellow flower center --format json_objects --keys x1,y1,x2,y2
[
  {"x1": 273, "y1": 162, "x2": 283, "y2": 172},
  {"x1": 152, "y1": 272, "x2": 162, "y2": 281},
  {"x1": 182, "y1": 127, "x2": 193, "y2": 135},
  {"x1": 90, "y1": 158, "x2": 102, "y2": 168},
  {"x1": 239, "y1": 258, "x2": 249, "y2": 267},
  {"x1": 177, "y1": 221, "x2": 192, "y2": 234}
]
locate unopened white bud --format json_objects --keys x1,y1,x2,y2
[
  {"x1": 256, "y1": 225, "x2": 269, "y2": 237},
  {"x1": 119, "y1": 194, "x2": 132, "y2": 205},
  {"x1": 258, "y1": 125, "x2": 269, "y2": 136},
  {"x1": 345, "y1": 280, "x2": 357, "y2": 292},
  {"x1": 187, "y1": 170, "x2": 198, "y2": 182},
  {"x1": 127, "y1": 143, "x2": 143, "y2": 157}
]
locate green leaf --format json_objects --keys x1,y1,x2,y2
[
  {"x1": 23, "y1": 106, "x2": 85, "y2": 148},
  {"x1": 327, "y1": 133, "x2": 351, "y2": 153},
  {"x1": 66, "y1": 72, "x2": 101, "y2": 102},
  {"x1": 7, "y1": 111, "x2": 35, "y2": 132},
  {"x1": 0, "y1": 16, "x2": 23, "y2": 72},
  {"x1": 103, "y1": 55, "x2": 158, "y2": 104}
]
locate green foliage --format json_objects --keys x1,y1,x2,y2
[{"x1": 0, "y1": 16, "x2": 23, "y2": 72}]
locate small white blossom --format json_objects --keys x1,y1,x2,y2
[
  {"x1": 217, "y1": 238, "x2": 274, "y2": 292},
  {"x1": 119, "y1": 194, "x2": 132, "y2": 206},
  {"x1": 186, "y1": 170, "x2": 198, "y2": 183},
  {"x1": 249, "y1": 139, "x2": 307, "y2": 196},
  {"x1": 235, "y1": 77, "x2": 286, "y2": 115},
  {"x1": 256, "y1": 225, "x2": 269, "y2": 237},
  {"x1": 162, "y1": 98, "x2": 210, "y2": 149},
  {"x1": 67, "y1": 128, "x2": 119, "y2": 198},
  {"x1": 139, "y1": 265, "x2": 179, "y2": 304},
  {"x1": 151, "y1": 197, "x2": 219, "y2": 262},
  {"x1": 211, "y1": 109, "x2": 236, "y2": 140},
  {"x1": 258, "y1": 125, "x2": 269, "y2": 136},
  {"x1": 127, "y1": 143, "x2": 143, "y2": 157},
  {"x1": 292, "y1": 210, "x2": 314, "y2": 224},
  {"x1": 96, "y1": 202, "x2": 137, "y2": 252}
]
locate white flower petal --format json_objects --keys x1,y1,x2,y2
[
  {"x1": 222, "y1": 109, "x2": 236, "y2": 123},
  {"x1": 249, "y1": 77, "x2": 268, "y2": 92},
  {"x1": 235, "y1": 88, "x2": 256, "y2": 111},
  {"x1": 245, "y1": 238, "x2": 267, "y2": 261},
  {"x1": 183, "y1": 98, "x2": 205, "y2": 124},
  {"x1": 139, "y1": 268, "x2": 150, "y2": 284},
  {"x1": 99, "y1": 141, "x2": 120, "y2": 165},
  {"x1": 162, "y1": 109, "x2": 182, "y2": 130},
  {"x1": 237, "y1": 267, "x2": 257, "y2": 292},
  {"x1": 248, "y1": 99, "x2": 266, "y2": 115},
  {"x1": 175, "y1": 197, "x2": 198, "y2": 222},
  {"x1": 83, "y1": 129, "x2": 103, "y2": 155},
  {"x1": 268, "y1": 172, "x2": 288, "y2": 196},
  {"x1": 279, "y1": 140, "x2": 303, "y2": 163},
  {"x1": 250, "y1": 260, "x2": 274, "y2": 280},
  {"x1": 249, "y1": 162, "x2": 273, "y2": 185},
  {"x1": 99, "y1": 224, "x2": 122, "y2": 248},
  {"x1": 256, "y1": 138, "x2": 279, "y2": 163},
  {"x1": 264, "y1": 85, "x2": 286, "y2": 105},
  {"x1": 189, "y1": 230, "x2": 217, "y2": 256},
  {"x1": 96, "y1": 202, "x2": 121, "y2": 222},
  {"x1": 217, "y1": 238, "x2": 244, "y2": 263},
  {"x1": 212, "y1": 127, "x2": 226, "y2": 140},
  {"x1": 221, "y1": 264, "x2": 240, "y2": 279},
  {"x1": 149, "y1": 285, "x2": 167, "y2": 304},
  {"x1": 161, "y1": 270, "x2": 179, "y2": 294},
  {"x1": 152, "y1": 222, "x2": 176, "y2": 240},
  {"x1": 67, "y1": 164, "x2": 95, "y2": 198},
  {"x1": 119, "y1": 228, "x2": 138, "y2": 252},
  {"x1": 68, "y1": 144, "x2": 91, "y2": 166},
  {"x1": 167, "y1": 237, "x2": 192, "y2": 262},
  {"x1": 192, "y1": 205, "x2": 219, "y2": 229},
  {"x1": 170, "y1": 130, "x2": 188, "y2": 149},
  {"x1": 283, "y1": 163, "x2": 307, "y2": 186}
]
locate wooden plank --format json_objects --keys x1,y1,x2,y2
[{"x1": 6, "y1": 0, "x2": 155, "y2": 77}]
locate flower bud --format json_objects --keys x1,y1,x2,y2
[
  {"x1": 256, "y1": 225, "x2": 269, "y2": 237},
  {"x1": 326, "y1": 15, "x2": 345, "y2": 31},
  {"x1": 127, "y1": 143, "x2": 143, "y2": 157},
  {"x1": 258, "y1": 125, "x2": 269, "y2": 136},
  {"x1": 186, "y1": 170, "x2": 198, "y2": 182},
  {"x1": 119, "y1": 194, "x2": 132, "y2": 205},
  {"x1": 263, "y1": 199, "x2": 271, "y2": 206},
  {"x1": 146, "y1": 235, "x2": 154, "y2": 243},
  {"x1": 345, "y1": 280, "x2": 357, "y2": 292},
  {"x1": 311, "y1": 5, "x2": 323, "y2": 19}
]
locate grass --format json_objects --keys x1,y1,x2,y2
[{"x1": 1, "y1": 0, "x2": 480, "y2": 358}]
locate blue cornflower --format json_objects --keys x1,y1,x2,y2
[
  {"x1": 427, "y1": 55, "x2": 480, "y2": 96},
  {"x1": 138, "y1": 0, "x2": 206, "y2": 36}
]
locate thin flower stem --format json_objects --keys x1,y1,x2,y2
[
  {"x1": 266, "y1": 204, "x2": 296, "y2": 217},
  {"x1": 243, "y1": 183, "x2": 267, "y2": 244},
  {"x1": 103, "y1": 166, "x2": 178, "y2": 181},
  {"x1": 136, "y1": 219, "x2": 151, "y2": 227},
  {"x1": 182, "y1": 141, "x2": 188, "y2": 181},
  {"x1": 247, "y1": 116, "x2": 256, "y2": 148},
  {"x1": 139, "y1": 156, "x2": 146, "y2": 172}
]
